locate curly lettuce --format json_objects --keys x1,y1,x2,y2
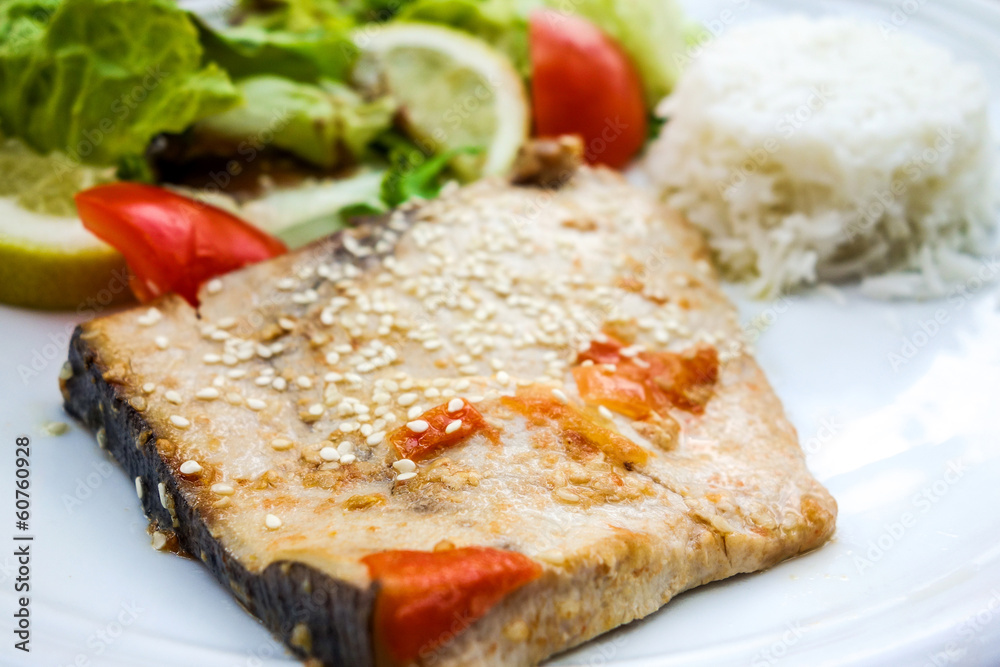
[{"x1": 0, "y1": 0, "x2": 239, "y2": 169}]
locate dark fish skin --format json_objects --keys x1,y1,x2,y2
[{"x1": 63, "y1": 327, "x2": 377, "y2": 667}]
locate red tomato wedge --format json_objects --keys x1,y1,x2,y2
[
  {"x1": 75, "y1": 183, "x2": 286, "y2": 307},
  {"x1": 574, "y1": 337, "x2": 720, "y2": 416},
  {"x1": 387, "y1": 399, "x2": 498, "y2": 462},
  {"x1": 363, "y1": 547, "x2": 542, "y2": 663},
  {"x1": 529, "y1": 10, "x2": 648, "y2": 169}
]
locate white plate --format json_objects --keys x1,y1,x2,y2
[{"x1": 3, "y1": 0, "x2": 1000, "y2": 665}]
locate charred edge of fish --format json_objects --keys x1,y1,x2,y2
[{"x1": 62, "y1": 326, "x2": 377, "y2": 667}]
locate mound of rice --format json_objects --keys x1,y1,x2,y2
[{"x1": 645, "y1": 16, "x2": 997, "y2": 298}]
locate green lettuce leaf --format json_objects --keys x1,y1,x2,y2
[
  {"x1": 0, "y1": 0, "x2": 239, "y2": 169},
  {"x1": 195, "y1": 19, "x2": 358, "y2": 84},
  {"x1": 192, "y1": 76, "x2": 396, "y2": 169}
]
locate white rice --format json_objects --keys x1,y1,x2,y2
[{"x1": 645, "y1": 16, "x2": 998, "y2": 298}]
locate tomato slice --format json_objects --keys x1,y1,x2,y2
[
  {"x1": 75, "y1": 183, "x2": 286, "y2": 306},
  {"x1": 502, "y1": 386, "x2": 649, "y2": 468},
  {"x1": 572, "y1": 365, "x2": 651, "y2": 419},
  {"x1": 363, "y1": 547, "x2": 542, "y2": 663},
  {"x1": 388, "y1": 399, "x2": 498, "y2": 462},
  {"x1": 574, "y1": 336, "x2": 720, "y2": 417},
  {"x1": 529, "y1": 10, "x2": 648, "y2": 169}
]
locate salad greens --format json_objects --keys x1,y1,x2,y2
[
  {"x1": 193, "y1": 77, "x2": 396, "y2": 169},
  {"x1": 0, "y1": 0, "x2": 238, "y2": 168},
  {"x1": 0, "y1": 0, "x2": 689, "y2": 242}
]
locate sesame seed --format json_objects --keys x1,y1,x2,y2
[
  {"x1": 165, "y1": 390, "x2": 182, "y2": 404},
  {"x1": 407, "y1": 420, "x2": 429, "y2": 433},
  {"x1": 581, "y1": 359, "x2": 594, "y2": 367},
  {"x1": 271, "y1": 438, "x2": 294, "y2": 451},
  {"x1": 206, "y1": 278, "x2": 223, "y2": 294},
  {"x1": 393, "y1": 459, "x2": 417, "y2": 473},
  {"x1": 169, "y1": 415, "x2": 190, "y2": 428},
  {"x1": 407, "y1": 405, "x2": 423, "y2": 420},
  {"x1": 217, "y1": 317, "x2": 237, "y2": 329},
  {"x1": 59, "y1": 362, "x2": 73, "y2": 380},
  {"x1": 152, "y1": 532, "x2": 168, "y2": 550},
  {"x1": 395, "y1": 472, "x2": 417, "y2": 481},
  {"x1": 154, "y1": 336, "x2": 169, "y2": 350},
  {"x1": 157, "y1": 482, "x2": 168, "y2": 508},
  {"x1": 225, "y1": 392, "x2": 243, "y2": 405},
  {"x1": 424, "y1": 387, "x2": 441, "y2": 398},
  {"x1": 397, "y1": 392, "x2": 418, "y2": 407},
  {"x1": 137, "y1": 308, "x2": 162, "y2": 326},
  {"x1": 246, "y1": 398, "x2": 266, "y2": 411},
  {"x1": 445, "y1": 419, "x2": 462, "y2": 434},
  {"x1": 179, "y1": 460, "x2": 202, "y2": 475},
  {"x1": 255, "y1": 377, "x2": 271, "y2": 386},
  {"x1": 339, "y1": 422, "x2": 359, "y2": 433},
  {"x1": 271, "y1": 377, "x2": 287, "y2": 391},
  {"x1": 447, "y1": 398, "x2": 465, "y2": 413},
  {"x1": 555, "y1": 489, "x2": 581, "y2": 503},
  {"x1": 221, "y1": 354, "x2": 238, "y2": 366},
  {"x1": 339, "y1": 454, "x2": 357, "y2": 465},
  {"x1": 308, "y1": 404, "x2": 324, "y2": 417},
  {"x1": 142, "y1": 382, "x2": 157, "y2": 394},
  {"x1": 551, "y1": 389, "x2": 568, "y2": 404},
  {"x1": 491, "y1": 358, "x2": 504, "y2": 370},
  {"x1": 296, "y1": 376, "x2": 313, "y2": 389},
  {"x1": 337, "y1": 442, "x2": 354, "y2": 455},
  {"x1": 265, "y1": 514, "x2": 282, "y2": 530},
  {"x1": 279, "y1": 317, "x2": 296, "y2": 331},
  {"x1": 203, "y1": 354, "x2": 221, "y2": 364},
  {"x1": 454, "y1": 379, "x2": 471, "y2": 391},
  {"x1": 320, "y1": 446, "x2": 340, "y2": 462},
  {"x1": 496, "y1": 371, "x2": 511, "y2": 385},
  {"x1": 211, "y1": 483, "x2": 234, "y2": 495},
  {"x1": 135, "y1": 477, "x2": 143, "y2": 499},
  {"x1": 228, "y1": 369, "x2": 247, "y2": 379},
  {"x1": 598, "y1": 405, "x2": 613, "y2": 419},
  {"x1": 210, "y1": 331, "x2": 229, "y2": 341}
]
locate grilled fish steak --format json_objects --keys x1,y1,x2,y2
[{"x1": 62, "y1": 166, "x2": 836, "y2": 666}]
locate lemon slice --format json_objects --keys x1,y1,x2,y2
[
  {"x1": 0, "y1": 139, "x2": 131, "y2": 310},
  {"x1": 357, "y1": 23, "x2": 529, "y2": 179},
  {"x1": 0, "y1": 200, "x2": 130, "y2": 311}
]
